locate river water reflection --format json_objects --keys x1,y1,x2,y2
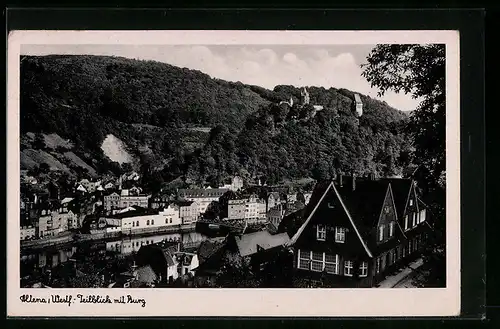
[{"x1": 20, "y1": 230, "x2": 210, "y2": 287}]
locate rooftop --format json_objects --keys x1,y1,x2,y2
[
  {"x1": 234, "y1": 231, "x2": 290, "y2": 257},
  {"x1": 178, "y1": 188, "x2": 229, "y2": 198}
]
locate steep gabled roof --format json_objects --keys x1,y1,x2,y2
[
  {"x1": 379, "y1": 178, "x2": 413, "y2": 219},
  {"x1": 197, "y1": 237, "x2": 227, "y2": 265},
  {"x1": 336, "y1": 179, "x2": 389, "y2": 230},
  {"x1": 287, "y1": 181, "x2": 373, "y2": 258},
  {"x1": 136, "y1": 265, "x2": 158, "y2": 283}
]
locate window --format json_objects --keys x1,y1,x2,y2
[
  {"x1": 298, "y1": 250, "x2": 310, "y2": 270},
  {"x1": 409, "y1": 199, "x2": 413, "y2": 206},
  {"x1": 147, "y1": 220, "x2": 150, "y2": 226},
  {"x1": 359, "y1": 262, "x2": 368, "y2": 277},
  {"x1": 325, "y1": 254, "x2": 339, "y2": 274},
  {"x1": 136, "y1": 221, "x2": 139, "y2": 227},
  {"x1": 421, "y1": 209, "x2": 426, "y2": 222},
  {"x1": 408, "y1": 241, "x2": 412, "y2": 254},
  {"x1": 344, "y1": 260, "x2": 353, "y2": 276},
  {"x1": 404, "y1": 215, "x2": 409, "y2": 230},
  {"x1": 132, "y1": 221, "x2": 135, "y2": 227},
  {"x1": 412, "y1": 213, "x2": 416, "y2": 227},
  {"x1": 311, "y1": 252, "x2": 324, "y2": 272},
  {"x1": 335, "y1": 227, "x2": 346, "y2": 243},
  {"x1": 165, "y1": 218, "x2": 168, "y2": 224},
  {"x1": 378, "y1": 225, "x2": 384, "y2": 241},
  {"x1": 316, "y1": 225, "x2": 326, "y2": 241},
  {"x1": 170, "y1": 218, "x2": 173, "y2": 223},
  {"x1": 151, "y1": 219, "x2": 154, "y2": 225}
]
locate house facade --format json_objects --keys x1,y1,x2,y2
[
  {"x1": 103, "y1": 191, "x2": 150, "y2": 211},
  {"x1": 227, "y1": 194, "x2": 266, "y2": 220},
  {"x1": 136, "y1": 241, "x2": 181, "y2": 284},
  {"x1": 20, "y1": 226, "x2": 36, "y2": 240},
  {"x1": 174, "y1": 200, "x2": 200, "y2": 224},
  {"x1": 116, "y1": 205, "x2": 182, "y2": 234},
  {"x1": 178, "y1": 188, "x2": 229, "y2": 215},
  {"x1": 288, "y1": 175, "x2": 431, "y2": 288},
  {"x1": 267, "y1": 205, "x2": 286, "y2": 229}
]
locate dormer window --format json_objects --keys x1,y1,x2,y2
[
  {"x1": 316, "y1": 225, "x2": 326, "y2": 241},
  {"x1": 335, "y1": 227, "x2": 346, "y2": 243}
]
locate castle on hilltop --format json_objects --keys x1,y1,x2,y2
[
  {"x1": 277, "y1": 87, "x2": 363, "y2": 118},
  {"x1": 300, "y1": 87, "x2": 310, "y2": 105}
]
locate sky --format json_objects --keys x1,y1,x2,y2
[{"x1": 21, "y1": 44, "x2": 420, "y2": 112}]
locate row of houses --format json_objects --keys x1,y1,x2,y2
[
  {"x1": 21, "y1": 198, "x2": 80, "y2": 240},
  {"x1": 287, "y1": 175, "x2": 431, "y2": 287},
  {"x1": 190, "y1": 175, "x2": 434, "y2": 288}
]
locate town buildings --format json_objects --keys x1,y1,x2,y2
[
  {"x1": 136, "y1": 241, "x2": 181, "y2": 284},
  {"x1": 103, "y1": 205, "x2": 182, "y2": 235},
  {"x1": 20, "y1": 226, "x2": 36, "y2": 240},
  {"x1": 103, "y1": 189, "x2": 150, "y2": 211},
  {"x1": 228, "y1": 194, "x2": 267, "y2": 220},
  {"x1": 266, "y1": 204, "x2": 286, "y2": 229},
  {"x1": 178, "y1": 187, "x2": 229, "y2": 215},
  {"x1": 287, "y1": 175, "x2": 432, "y2": 288},
  {"x1": 170, "y1": 200, "x2": 200, "y2": 225}
]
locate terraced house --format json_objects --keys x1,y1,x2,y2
[{"x1": 288, "y1": 175, "x2": 432, "y2": 288}]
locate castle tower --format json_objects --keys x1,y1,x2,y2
[
  {"x1": 354, "y1": 94, "x2": 363, "y2": 117},
  {"x1": 300, "y1": 87, "x2": 310, "y2": 105}
]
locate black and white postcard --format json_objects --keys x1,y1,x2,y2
[{"x1": 7, "y1": 30, "x2": 460, "y2": 317}]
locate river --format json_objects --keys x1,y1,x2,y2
[{"x1": 20, "y1": 229, "x2": 212, "y2": 288}]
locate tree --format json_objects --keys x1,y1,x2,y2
[
  {"x1": 39, "y1": 162, "x2": 51, "y2": 174},
  {"x1": 361, "y1": 44, "x2": 445, "y2": 189},
  {"x1": 33, "y1": 133, "x2": 46, "y2": 149},
  {"x1": 361, "y1": 44, "x2": 446, "y2": 287}
]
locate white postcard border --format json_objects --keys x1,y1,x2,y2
[{"x1": 7, "y1": 30, "x2": 460, "y2": 317}]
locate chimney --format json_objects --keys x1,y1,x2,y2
[{"x1": 352, "y1": 174, "x2": 356, "y2": 191}]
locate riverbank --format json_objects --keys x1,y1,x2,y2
[{"x1": 20, "y1": 223, "x2": 197, "y2": 251}]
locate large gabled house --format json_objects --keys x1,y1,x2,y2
[{"x1": 287, "y1": 175, "x2": 432, "y2": 288}]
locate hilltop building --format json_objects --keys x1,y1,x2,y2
[
  {"x1": 354, "y1": 94, "x2": 363, "y2": 117},
  {"x1": 300, "y1": 87, "x2": 310, "y2": 105}
]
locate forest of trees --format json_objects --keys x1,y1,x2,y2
[{"x1": 21, "y1": 54, "x2": 413, "y2": 188}]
